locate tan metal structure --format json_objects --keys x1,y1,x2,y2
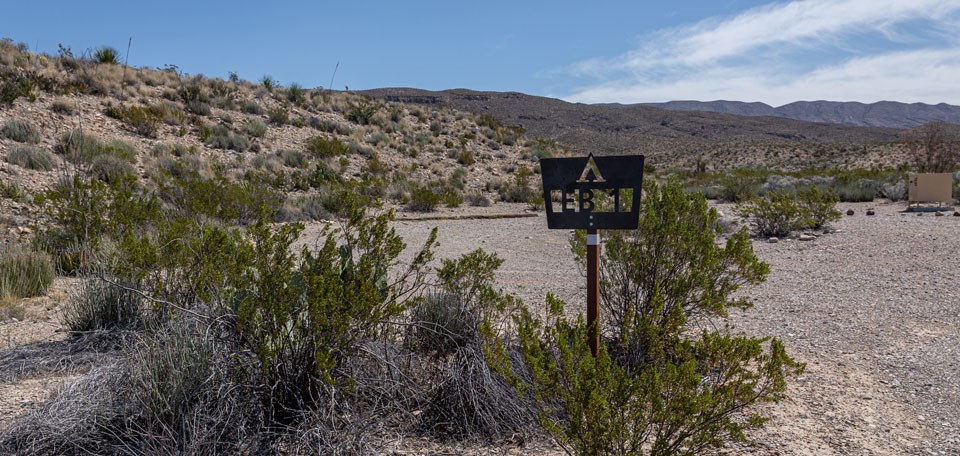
[{"x1": 908, "y1": 173, "x2": 954, "y2": 206}]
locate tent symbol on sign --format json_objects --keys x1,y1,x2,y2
[{"x1": 576, "y1": 154, "x2": 606, "y2": 183}]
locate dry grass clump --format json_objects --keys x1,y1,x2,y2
[
  {"x1": 54, "y1": 130, "x2": 137, "y2": 164},
  {"x1": 62, "y1": 279, "x2": 143, "y2": 332},
  {"x1": 1, "y1": 119, "x2": 40, "y2": 143},
  {"x1": 6, "y1": 145, "x2": 55, "y2": 171},
  {"x1": 0, "y1": 245, "x2": 54, "y2": 300}
]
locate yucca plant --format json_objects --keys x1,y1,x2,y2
[{"x1": 93, "y1": 46, "x2": 120, "y2": 64}]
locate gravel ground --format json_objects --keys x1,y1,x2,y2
[{"x1": 371, "y1": 200, "x2": 960, "y2": 455}]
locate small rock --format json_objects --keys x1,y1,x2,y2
[
  {"x1": 799, "y1": 234, "x2": 815, "y2": 241},
  {"x1": 954, "y1": 211, "x2": 960, "y2": 217},
  {"x1": 866, "y1": 209, "x2": 876, "y2": 216},
  {"x1": 716, "y1": 210, "x2": 725, "y2": 218},
  {"x1": 935, "y1": 211, "x2": 945, "y2": 217},
  {"x1": 768, "y1": 237, "x2": 779, "y2": 244},
  {"x1": 846, "y1": 209, "x2": 855, "y2": 216}
]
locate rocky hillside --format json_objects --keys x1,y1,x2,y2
[
  {"x1": 0, "y1": 40, "x2": 554, "y2": 237},
  {"x1": 362, "y1": 88, "x2": 911, "y2": 170},
  {"x1": 642, "y1": 100, "x2": 960, "y2": 129}
]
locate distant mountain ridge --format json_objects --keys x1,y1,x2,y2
[{"x1": 639, "y1": 100, "x2": 960, "y2": 128}]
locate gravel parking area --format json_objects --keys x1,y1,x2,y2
[{"x1": 380, "y1": 200, "x2": 960, "y2": 455}]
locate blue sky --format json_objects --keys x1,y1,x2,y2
[{"x1": 3, "y1": 0, "x2": 959, "y2": 105}]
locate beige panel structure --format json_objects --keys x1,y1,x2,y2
[{"x1": 908, "y1": 173, "x2": 954, "y2": 205}]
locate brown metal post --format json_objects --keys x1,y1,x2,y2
[{"x1": 586, "y1": 228, "x2": 600, "y2": 356}]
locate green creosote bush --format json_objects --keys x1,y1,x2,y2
[
  {"x1": 345, "y1": 99, "x2": 378, "y2": 125},
  {"x1": 407, "y1": 185, "x2": 441, "y2": 212},
  {"x1": 736, "y1": 191, "x2": 804, "y2": 238},
  {"x1": 286, "y1": 82, "x2": 306, "y2": 106},
  {"x1": 259, "y1": 75, "x2": 277, "y2": 92},
  {"x1": 0, "y1": 246, "x2": 54, "y2": 300},
  {"x1": 488, "y1": 181, "x2": 802, "y2": 455},
  {"x1": 737, "y1": 187, "x2": 840, "y2": 237},
  {"x1": 0, "y1": 72, "x2": 38, "y2": 104},
  {"x1": 34, "y1": 174, "x2": 161, "y2": 274},
  {"x1": 93, "y1": 46, "x2": 120, "y2": 64},
  {"x1": 6, "y1": 145, "x2": 54, "y2": 171},
  {"x1": 62, "y1": 278, "x2": 143, "y2": 332},
  {"x1": 304, "y1": 135, "x2": 350, "y2": 158},
  {"x1": 204, "y1": 124, "x2": 250, "y2": 152},
  {"x1": 797, "y1": 186, "x2": 841, "y2": 229},
  {"x1": 233, "y1": 207, "x2": 437, "y2": 422},
  {"x1": 1, "y1": 119, "x2": 40, "y2": 143},
  {"x1": 498, "y1": 166, "x2": 537, "y2": 203}
]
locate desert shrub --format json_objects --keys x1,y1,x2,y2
[
  {"x1": 232, "y1": 208, "x2": 436, "y2": 422},
  {"x1": 498, "y1": 166, "x2": 537, "y2": 203},
  {"x1": 105, "y1": 104, "x2": 160, "y2": 137},
  {"x1": 159, "y1": 174, "x2": 283, "y2": 225},
  {"x1": 832, "y1": 179, "x2": 879, "y2": 202},
  {"x1": 466, "y1": 192, "x2": 491, "y2": 207},
  {"x1": 267, "y1": 107, "x2": 289, "y2": 125},
  {"x1": 0, "y1": 323, "x2": 259, "y2": 455},
  {"x1": 408, "y1": 185, "x2": 441, "y2": 212},
  {"x1": 490, "y1": 181, "x2": 801, "y2": 455},
  {"x1": 243, "y1": 118, "x2": 268, "y2": 138},
  {"x1": 0, "y1": 246, "x2": 54, "y2": 299},
  {"x1": 50, "y1": 100, "x2": 75, "y2": 114},
  {"x1": 311, "y1": 117, "x2": 352, "y2": 135},
  {"x1": 368, "y1": 132, "x2": 389, "y2": 146},
  {"x1": 346, "y1": 99, "x2": 378, "y2": 125},
  {"x1": 204, "y1": 124, "x2": 250, "y2": 152},
  {"x1": 259, "y1": 75, "x2": 277, "y2": 92},
  {"x1": 797, "y1": 186, "x2": 840, "y2": 229},
  {"x1": 0, "y1": 179, "x2": 25, "y2": 201},
  {"x1": 458, "y1": 150, "x2": 476, "y2": 165},
  {"x1": 286, "y1": 82, "x2": 306, "y2": 106},
  {"x1": 92, "y1": 46, "x2": 120, "y2": 64},
  {"x1": 881, "y1": 180, "x2": 906, "y2": 201},
  {"x1": 55, "y1": 131, "x2": 137, "y2": 164},
  {"x1": 736, "y1": 190, "x2": 806, "y2": 237},
  {"x1": 279, "y1": 149, "x2": 308, "y2": 168},
  {"x1": 304, "y1": 135, "x2": 350, "y2": 158},
  {"x1": 34, "y1": 175, "x2": 162, "y2": 274},
  {"x1": 1, "y1": 119, "x2": 40, "y2": 142},
  {"x1": 6, "y1": 145, "x2": 54, "y2": 171},
  {"x1": 718, "y1": 174, "x2": 762, "y2": 202},
  {"x1": 0, "y1": 70, "x2": 46, "y2": 104},
  {"x1": 411, "y1": 250, "x2": 519, "y2": 358},
  {"x1": 306, "y1": 161, "x2": 343, "y2": 187},
  {"x1": 90, "y1": 154, "x2": 135, "y2": 183},
  {"x1": 185, "y1": 99, "x2": 211, "y2": 115},
  {"x1": 240, "y1": 99, "x2": 264, "y2": 115},
  {"x1": 62, "y1": 279, "x2": 142, "y2": 332}
]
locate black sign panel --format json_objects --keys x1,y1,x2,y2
[{"x1": 539, "y1": 154, "x2": 645, "y2": 229}]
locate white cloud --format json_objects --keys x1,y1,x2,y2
[{"x1": 564, "y1": 0, "x2": 960, "y2": 105}]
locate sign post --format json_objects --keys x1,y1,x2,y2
[{"x1": 539, "y1": 153, "x2": 645, "y2": 356}]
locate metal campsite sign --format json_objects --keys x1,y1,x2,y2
[
  {"x1": 540, "y1": 153, "x2": 645, "y2": 230},
  {"x1": 539, "y1": 153, "x2": 645, "y2": 356}
]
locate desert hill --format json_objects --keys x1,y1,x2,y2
[
  {"x1": 642, "y1": 100, "x2": 960, "y2": 129},
  {"x1": 361, "y1": 88, "x2": 911, "y2": 169}
]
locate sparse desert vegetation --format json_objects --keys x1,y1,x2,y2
[{"x1": 1, "y1": 35, "x2": 960, "y2": 455}]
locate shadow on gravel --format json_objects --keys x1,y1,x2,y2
[{"x1": 0, "y1": 332, "x2": 132, "y2": 383}]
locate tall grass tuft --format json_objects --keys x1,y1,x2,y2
[
  {"x1": 62, "y1": 279, "x2": 142, "y2": 332},
  {"x1": 1, "y1": 119, "x2": 40, "y2": 143},
  {"x1": 0, "y1": 246, "x2": 54, "y2": 299},
  {"x1": 6, "y1": 145, "x2": 54, "y2": 171}
]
